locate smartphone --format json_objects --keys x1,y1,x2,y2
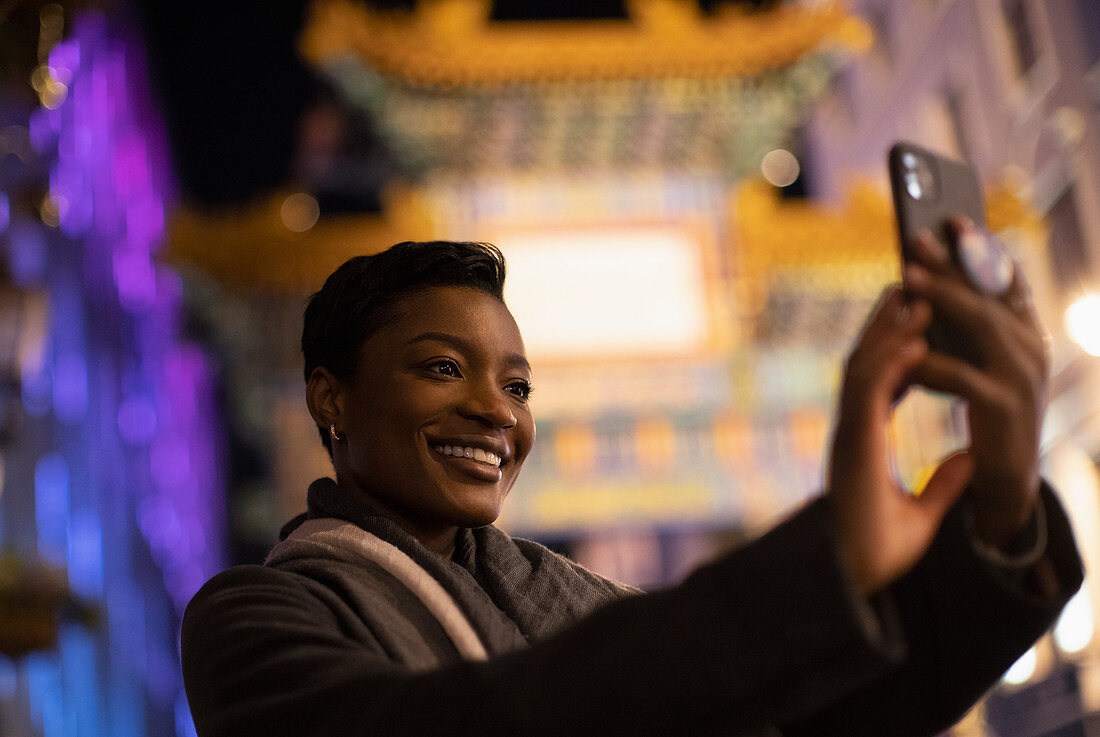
[{"x1": 888, "y1": 141, "x2": 1010, "y2": 364}]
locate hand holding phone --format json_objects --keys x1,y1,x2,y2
[{"x1": 884, "y1": 141, "x2": 1048, "y2": 550}]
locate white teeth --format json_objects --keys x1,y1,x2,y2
[{"x1": 434, "y1": 444, "x2": 501, "y2": 467}]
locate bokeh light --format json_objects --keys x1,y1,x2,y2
[
  {"x1": 280, "y1": 192, "x2": 320, "y2": 232},
  {"x1": 1065, "y1": 294, "x2": 1100, "y2": 356},
  {"x1": 1053, "y1": 587, "x2": 1094, "y2": 654},
  {"x1": 760, "y1": 148, "x2": 800, "y2": 187},
  {"x1": 1001, "y1": 646, "x2": 1037, "y2": 686}
]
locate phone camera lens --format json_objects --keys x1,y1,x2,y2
[
  {"x1": 901, "y1": 151, "x2": 937, "y2": 202},
  {"x1": 906, "y1": 172, "x2": 923, "y2": 199}
]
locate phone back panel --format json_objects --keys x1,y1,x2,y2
[
  {"x1": 888, "y1": 142, "x2": 986, "y2": 263},
  {"x1": 888, "y1": 142, "x2": 988, "y2": 363}
]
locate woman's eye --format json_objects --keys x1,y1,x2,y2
[
  {"x1": 505, "y1": 381, "x2": 533, "y2": 401},
  {"x1": 427, "y1": 359, "x2": 460, "y2": 377}
]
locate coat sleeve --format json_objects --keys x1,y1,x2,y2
[
  {"x1": 181, "y1": 486, "x2": 1081, "y2": 737},
  {"x1": 781, "y1": 482, "x2": 1084, "y2": 737}
]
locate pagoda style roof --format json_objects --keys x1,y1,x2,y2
[{"x1": 300, "y1": 0, "x2": 871, "y2": 87}]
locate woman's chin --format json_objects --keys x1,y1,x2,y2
[
  {"x1": 451, "y1": 504, "x2": 504, "y2": 530},
  {"x1": 441, "y1": 493, "x2": 507, "y2": 530}
]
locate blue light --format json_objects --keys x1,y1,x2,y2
[
  {"x1": 28, "y1": 106, "x2": 58, "y2": 154},
  {"x1": 34, "y1": 452, "x2": 70, "y2": 566},
  {"x1": 52, "y1": 351, "x2": 88, "y2": 425},
  {"x1": 105, "y1": 581, "x2": 147, "y2": 737},
  {"x1": 60, "y1": 625, "x2": 102, "y2": 735},
  {"x1": 26, "y1": 653, "x2": 62, "y2": 736},
  {"x1": 176, "y1": 692, "x2": 199, "y2": 737},
  {"x1": 12, "y1": 10, "x2": 228, "y2": 734},
  {"x1": 21, "y1": 366, "x2": 52, "y2": 417},
  {"x1": 68, "y1": 508, "x2": 103, "y2": 598},
  {"x1": 0, "y1": 655, "x2": 16, "y2": 699}
]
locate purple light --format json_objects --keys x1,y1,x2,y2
[
  {"x1": 126, "y1": 192, "x2": 164, "y2": 250},
  {"x1": 0, "y1": 192, "x2": 9, "y2": 234},
  {"x1": 138, "y1": 495, "x2": 183, "y2": 555},
  {"x1": 149, "y1": 435, "x2": 192, "y2": 490},
  {"x1": 21, "y1": 9, "x2": 228, "y2": 734},
  {"x1": 162, "y1": 345, "x2": 205, "y2": 425},
  {"x1": 117, "y1": 394, "x2": 157, "y2": 444},
  {"x1": 114, "y1": 131, "x2": 150, "y2": 201},
  {"x1": 51, "y1": 161, "x2": 93, "y2": 237},
  {"x1": 8, "y1": 221, "x2": 48, "y2": 285},
  {"x1": 48, "y1": 39, "x2": 81, "y2": 81},
  {"x1": 113, "y1": 248, "x2": 157, "y2": 312},
  {"x1": 28, "y1": 106, "x2": 60, "y2": 153}
]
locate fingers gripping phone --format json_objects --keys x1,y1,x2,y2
[{"x1": 888, "y1": 142, "x2": 1012, "y2": 364}]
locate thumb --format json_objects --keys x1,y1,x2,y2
[{"x1": 916, "y1": 451, "x2": 974, "y2": 520}]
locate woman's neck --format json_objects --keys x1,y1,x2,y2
[{"x1": 342, "y1": 486, "x2": 459, "y2": 559}]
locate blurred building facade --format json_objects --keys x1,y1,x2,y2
[
  {"x1": 0, "y1": 6, "x2": 227, "y2": 736},
  {"x1": 807, "y1": 0, "x2": 1100, "y2": 734}
]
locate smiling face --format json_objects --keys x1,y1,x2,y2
[{"x1": 323, "y1": 286, "x2": 535, "y2": 552}]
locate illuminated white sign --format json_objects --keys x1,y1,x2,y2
[{"x1": 502, "y1": 227, "x2": 710, "y2": 360}]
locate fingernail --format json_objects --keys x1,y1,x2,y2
[{"x1": 952, "y1": 214, "x2": 975, "y2": 231}]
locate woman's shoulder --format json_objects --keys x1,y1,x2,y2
[
  {"x1": 185, "y1": 550, "x2": 402, "y2": 627},
  {"x1": 185, "y1": 563, "x2": 333, "y2": 618}
]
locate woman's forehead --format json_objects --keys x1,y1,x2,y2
[{"x1": 366, "y1": 286, "x2": 526, "y2": 356}]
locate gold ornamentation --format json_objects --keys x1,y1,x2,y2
[
  {"x1": 732, "y1": 176, "x2": 1046, "y2": 318},
  {"x1": 299, "y1": 0, "x2": 871, "y2": 88}
]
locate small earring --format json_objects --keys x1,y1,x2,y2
[{"x1": 329, "y1": 424, "x2": 343, "y2": 442}]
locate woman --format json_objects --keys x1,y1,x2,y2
[{"x1": 182, "y1": 238, "x2": 1082, "y2": 736}]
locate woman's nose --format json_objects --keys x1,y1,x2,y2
[{"x1": 459, "y1": 382, "x2": 517, "y2": 428}]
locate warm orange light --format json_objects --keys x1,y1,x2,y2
[{"x1": 280, "y1": 193, "x2": 320, "y2": 233}]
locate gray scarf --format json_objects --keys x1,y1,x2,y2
[{"x1": 276, "y1": 478, "x2": 638, "y2": 655}]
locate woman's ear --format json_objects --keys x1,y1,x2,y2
[{"x1": 306, "y1": 367, "x2": 344, "y2": 434}]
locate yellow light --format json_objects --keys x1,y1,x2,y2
[
  {"x1": 40, "y1": 193, "x2": 64, "y2": 228},
  {"x1": 1065, "y1": 295, "x2": 1100, "y2": 356},
  {"x1": 39, "y1": 3, "x2": 64, "y2": 31},
  {"x1": 1054, "y1": 587, "x2": 1094, "y2": 654},
  {"x1": 760, "y1": 149, "x2": 800, "y2": 187},
  {"x1": 280, "y1": 193, "x2": 320, "y2": 232},
  {"x1": 39, "y1": 80, "x2": 67, "y2": 110},
  {"x1": 1001, "y1": 646, "x2": 1037, "y2": 685},
  {"x1": 29, "y1": 65, "x2": 52, "y2": 92}
]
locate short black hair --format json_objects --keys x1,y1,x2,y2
[{"x1": 302, "y1": 240, "x2": 508, "y2": 453}]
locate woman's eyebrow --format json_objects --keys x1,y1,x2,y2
[{"x1": 407, "y1": 332, "x2": 532, "y2": 372}]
